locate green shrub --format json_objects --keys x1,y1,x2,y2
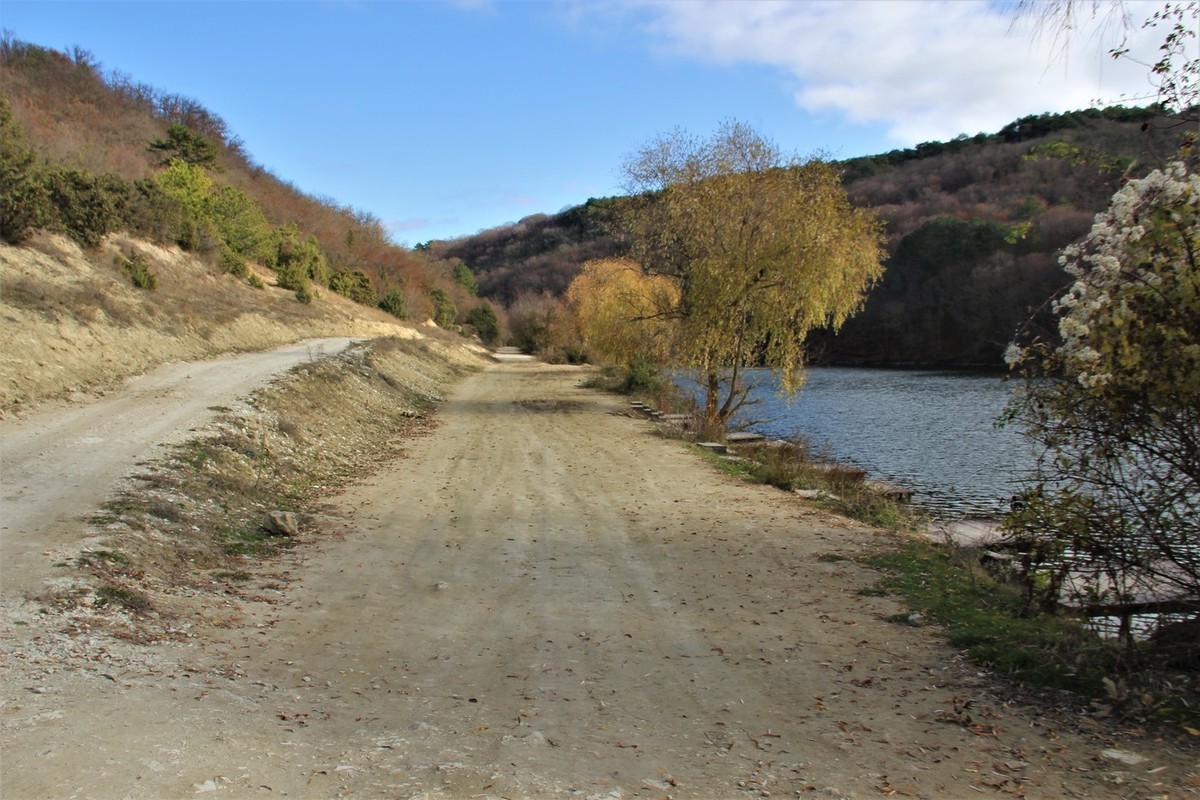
[
  {"x1": 268, "y1": 222, "x2": 329, "y2": 287},
  {"x1": 0, "y1": 96, "x2": 49, "y2": 243},
  {"x1": 177, "y1": 217, "x2": 222, "y2": 256},
  {"x1": 246, "y1": 272, "x2": 265, "y2": 289},
  {"x1": 561, "y1": 344, "x2": 589, "y2": 364},
  {"x1": 294, "y1": 283, "x2": 314, "y2": 304},
  {"x1": 219, "y1": 245, "x2": 248, "y2": 278},
  {"x1": 117, "y1": 251, "x2": 157, "y2": 290},
  {"x1": 206, "y1": 184, "x2": 270, "y2": 260},
  {"x1": 465, "y1": 301, "x2": 499, "y2": 344},
  {"x1": 148, "y1": 122, "x2": 218, "y2": 167},
  {"x1": 330, "y1": 269, "x2": 377, "y2": 305},
  {"x1": 621, "y1": 356, "x2": 660, "y2": 394},
  {"x1": 274, "y1": 259, "x2": 308, "y2": 292},
  {"x1": 427, "y1": 287, "x2": 457, "y2": 327},
  {"x1": 151, "y1": 159, "x2": 223, "y2": 255},
  {"x1": 451, "y1": 261, "x2": 477, "y2": 295},
  {"x1": 153, "y1": 158, "x2": 212, "y2": 219},
  {"x1": 43, "y1": 166, "x2": 122, "y2": 247},
  {"x1": 123, "y1": 178, "x2": 190, "y2": 245},
  {"x1": 378, "y1": 288, "x2": 406, "y2": 319}
]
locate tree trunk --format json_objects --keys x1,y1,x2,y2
[{"x1": 704, "y1": 372, "x2": 721, "y2": 432}]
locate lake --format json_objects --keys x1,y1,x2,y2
[{"x1": 714, "y1": 368, "x2": 1040, "y2": 518}]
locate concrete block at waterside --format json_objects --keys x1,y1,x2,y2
[
  {"x1": 925, "y1": 518, "x2": 1003, "y2": 547},
  {"x1": 697, "y1": 442, "x2": 727, "y2": 455},
  {"x1": 725, "y1": 432, "x2": 766, "y2": 444},
  {"x1": 864, "y1": 479, "x2": 913, "y2": 502},
  {"x1": 809, "y1": 460, "x2": 868, "y2": 481}
]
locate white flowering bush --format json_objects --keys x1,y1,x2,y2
[{"x1": 1005, "y1": 159, "x2": 1199, "y2": 634}]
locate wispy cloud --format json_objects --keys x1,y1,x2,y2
[
  {"x1": 613, "y1": 0, "x2": 1162, "y2": 145},
  {"x1": 387, "y1": 217, "x2": 435, "y2": 233}
]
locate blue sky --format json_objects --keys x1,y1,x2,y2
[{"x1": 1, "y1": 1, "x2": 1169, "y2": 244}]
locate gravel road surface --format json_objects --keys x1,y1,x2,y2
[{"x1": 1, "y1": 361, "x2": 1193, "y2": 798}]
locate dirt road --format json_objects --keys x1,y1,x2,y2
[
  {"x1": 0, "y1": 337, "x2": 359, "y2": 595},
  {"x1": 1, "y1": 362, "x2": 1194, "y2": 798}
]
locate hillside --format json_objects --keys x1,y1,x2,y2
[
  {"x1": 0, "y1": 36, "x2": 495, "y2": 338},
  {"x1": 0, "y1": 34, "x2": 1189, "y2": 369},
  {"x1": 0, "y1": 231, "x2": 456, "y2": 415},
  {"x1": 429, "y1": 107, "x2": 1186, "y2": 367}
]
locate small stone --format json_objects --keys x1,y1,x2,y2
[
  {"x1": 262, "y1": 511, "x2": 299, "y2": 537},
  {"x1": 1101, "y1": 748, "x2": 1147, "y2": 766}
]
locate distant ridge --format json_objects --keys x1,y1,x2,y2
[{"x1": 428, "y1": 106, "x2": 1183, "y2": 366}]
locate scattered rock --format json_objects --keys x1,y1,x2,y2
[
  {"x1": 522, "y1": 730, "x2": 548, "y2": 746},
  {"x1": 1101, "y1": 748, "x2": 1147, "y2": 766},
  {"x1": 262, "y1": 511, "x2": 299, "y2": 537}
]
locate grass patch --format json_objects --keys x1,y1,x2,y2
[
  {"x1": 216, "y1": 526, "x2": 284, "y2": 558},
  {"x1": 866, "y1": 539, "x2": 1109, "y2": 692},
  {"x1": 214, "y1": 570, "x2": 253, "y2": 582},
  {"x1": 117, "y1": 252, "x2": 157, "y2": 290},
  {"x1": 691, "y1": 439, "x2": 924, "y2": 532},
  {"x1": 77, "y1": 549, "x2": 130, "y2": 568},
  {"x1": 829, "y1": 490, "x2": 918, "y2": 531},
  {"x1": 863, "y1": 539, "x2": 1200, "y2": 727},
  {"x1": 95, "y1": 583, "x2": 152, "y2": 613}
]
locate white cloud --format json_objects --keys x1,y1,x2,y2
[{"x1": 623, "y1": 0, "x2": 1166, "y2": 145}]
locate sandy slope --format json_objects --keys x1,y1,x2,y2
[
  {"x1": 2, "y1": 362, "x2": 1194, "y2": 799},
  {"x1": 0, "y1": 233, "x2": 420, "y2": 414}
]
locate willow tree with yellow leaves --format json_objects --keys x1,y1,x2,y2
[
  {"x1": 619, "y1": 121, "x2": 885, "y2": 431},
  {"x1": 566, "y1": 258, "x2": 680, "y2": 376}
]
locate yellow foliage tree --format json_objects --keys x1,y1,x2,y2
[
  {"x1": 566, "y1": 258, "x2": 680, "y2": 368},
  {"x1": 621, "y1": 121, "x2": 885, "y2": 428}
]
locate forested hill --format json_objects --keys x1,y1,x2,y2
[{"x1": 429, "y1": 107, "x2": 1186, "y2": 367}]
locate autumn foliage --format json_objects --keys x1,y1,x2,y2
[
  {"x1": 566, "y1": 258, "x2": 679, "y2": 366},
  {"x1": 440, "y1": 107, "x2": 1183, "y2": 365},
  {"x1": 0, "y1": 35, "x2": 468, "y2": 324},
  {"x1": 554, "y1": 124, "x2": 886, "y2": 429}
]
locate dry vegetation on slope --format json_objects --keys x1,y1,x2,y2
[{"x1": 0, "y1": 232, "x2": 434, "y2": 414}]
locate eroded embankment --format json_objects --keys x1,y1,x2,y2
[
  {"x1": 0, "y1": 233, "x2": 425, "y2": 414},
  {"x1": 11, "y1": 335, "x2": 488, "y2": 642}
]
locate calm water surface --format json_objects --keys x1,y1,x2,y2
[{"x1": 722, "y1": 368, "x2": 1039, "y2": 517}]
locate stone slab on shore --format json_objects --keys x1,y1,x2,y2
[{"x1": 926, "y1": 517, "x2": 1004, "y2": 546}]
